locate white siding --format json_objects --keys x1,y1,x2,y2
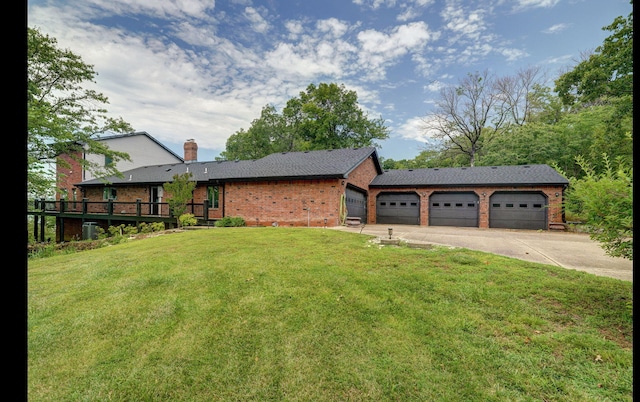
[{"x1": 84, "y1": 135, "x2": 182, "y2": 181}]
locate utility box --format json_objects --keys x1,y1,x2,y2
[{"x1": 82, "y1": 222, "x2": 99, "y2": 240}]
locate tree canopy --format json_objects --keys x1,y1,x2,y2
[
  {"x1": 28, "y1": 27, "x2": 133, "y2": 198},
  {"x1": 554, "y1": 5, "x2": 633, "y2": 106},
  {"x1": 220, "y1": 83, "x2": 389, "y2": 160},
  {"x1": 420, "y1": 68, "x2": 544, "y2": 166}
]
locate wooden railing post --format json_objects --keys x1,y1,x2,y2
[
  {"x1": 107, "y1": 198, "x2": 114, "y2": 215},
  {"x1": 60, "y1": 199, "x2": 66, "y2": 213},
  {"x1": 136, "y1": 199, "x2": 142, "y2": 216},
  {"x1": 82, "y1": 198, "x2": 89, "y2": 214},
  {"x1": 203, "y1": 199, "x2": 210, "y2": 221}
]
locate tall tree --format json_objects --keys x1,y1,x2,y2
[
  {"x1": 554, "y1": 6, "x2": 633, "y2": 106},
  {"x1": 220, "y1": 105, "x2": 286, "y2": 160},
  {"x1": 494, "y1": 66, "x2": 545, "y2": 126},
  {"x1": 420, "y1": 70, "x2": 510, "y2": 166},
  {"x1": 28, "y1": 27, "x2": 133, "y2": 198},
  {"x1": 283, "y1": 82, "x2": 389, "y2": 150},
  {"x1": 221, "y1": 82, "x2": 389, "y2": 160}
]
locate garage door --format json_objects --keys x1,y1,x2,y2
[
  {"x1": 429, "y1": 192, "x2": 478, "y2": 227},
  {"x1": 490, "y1": 192, "x2": 547, "y2": 230},
  {"x1": 346, "y1": 187, "x2": 367, "y2": 223},
  {"x1": 376, "y1": 193, "x2": 420, "y2": 225}
]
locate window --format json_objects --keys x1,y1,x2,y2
[
  {"x1": 103, "y1": 187, "x2": 117, "y2": 200},
  {"x1": 207, "y1": 186, "x2": 219, "y2": 208},
  {"x1": 432, "y1": 203, "x2": 440, "y2": 207},
  {"x1": 533, "y1": 204, "x2": 542, "y2": 208},
  {"x1": 444, "y1": 203, "x2": 451, "y2": 207},
  {"x1": 105, "y1": 155, "x2": 113, "y2": 167},
  {"x1": 400, "y1": 202, "x2": 407, "y2": 206},
  {"x1": 455, "y1": 203, "x2": 463, "y2": 207},
  {"x1": 519, "y1": 204, "x2": 527, "y2": 208},
  {"x1": 506, "y1": 203, "x2": 513, "y2": 208},
  {"x1": 467, "y1": 203, "x2": 475, "y2": 207}
]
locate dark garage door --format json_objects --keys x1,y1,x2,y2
[
  {"x1": 346, "y1": 187, "x2": 367, "y2": 223},
  {"x1": 429, "y1": 192, "x2": 478, "y2": 227},
  {"x1": 376, "y1": 193, "x2": 420, "y2": 225},
  {"x1": 490, "y1": 192, "x2": 547, "y2": 230}
]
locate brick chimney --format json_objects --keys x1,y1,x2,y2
[{"x1": 184, "y1": 139, "x2": 198, "y2": 163}]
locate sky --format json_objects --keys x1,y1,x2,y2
[{"x1": 27, "y1": 0, "x2": 632, "y2": 162}]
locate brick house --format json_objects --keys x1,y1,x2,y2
[
  {"x1": 77, "y1": 146, "x2": 382, "y2": 229},
  {"x1": 77, "y1": 138, "x2": 568, "y2": 229},
  {"x1": 47, "y1": 136, "x2": 568, "y2": 241}
]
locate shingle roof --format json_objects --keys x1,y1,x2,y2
[
  {"x1": 370, "y1": 164, "x2": 569, "y2": 187},
  {"x1": 78, "y1": 147, "x2": 381, "y2": 186}
]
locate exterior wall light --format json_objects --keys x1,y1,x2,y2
[{"x1": 388, "y1": 227, "x2": 393, "y2": 239}]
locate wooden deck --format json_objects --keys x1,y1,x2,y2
[{"x1": 27, "y1": 198, "x2": 212, "y2": 242}]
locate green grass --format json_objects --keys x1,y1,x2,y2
[{"x1": 28, "y1": 228, "x2": 633, "y2": 401}]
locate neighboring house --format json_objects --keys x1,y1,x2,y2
[
  {"x1": 56, "y1": 131, "x2": 185, "y2": 202},
  {"x1": 45, "y1": 135, "x2": 569, "y2": 241}
]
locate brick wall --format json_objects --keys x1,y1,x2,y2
[
  {"x1": 368, "y1": 185, "x2": 565, "y2": 229},
  {"x1": 345, "y1": 156, "x2": 379, "y2": 191},
  {"x1": 56, "y1": 151, "x2": 83, "y2": 201},
  {"x1": 224, "y1": 179, "x2": 345, "y2": 227}
]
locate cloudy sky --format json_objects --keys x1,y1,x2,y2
[{"x1": 28, "y1": 0, "x2": 631, "y2": 162}]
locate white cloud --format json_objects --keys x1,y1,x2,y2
[
  {"x1": 316, "y1": 18, "x2": 349, "y2": 38},
  {"x1": 499, "y1": 47, "x2": 529, "y2": 62},
  {"x1": 70, "y1": 0, "x2": 217, "y2": 20},
  {"x1": 244, "y1": 7, "x2": 270, "y2": 34},
  {"x1": 395, "y1": 116, "x2": 432, "y2": 141},
  {"x1": 514, "y1": 0, "x2": 560, "y2": 10},
  {"x1": 285, "y1": 20, "x2": 305, "y2": 39},
  {"x1": 441, "y1": 4, "x2": 487, "y2": 42},
  {"x1": 424, "y1": 80, "x2": 445, "y2": 92},
  {"x1": 357, "y1": 21, "x2": 436, "y2": 80},
  {"x1": 543, "y1": 23, "x2": 570, "y2": 34}
]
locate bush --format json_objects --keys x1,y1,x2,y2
[
  {"x1": 179, "y1": 213, "x2": 197, "y2": 227},
  {"x1": 139, "y1": 222, "x2": 165, "y2": 233},
  {"x1": 214, "y1": 216, "x2": 246, "y2": 227},
  {"x1": 563, "y1": 155, "x2": 632, "y2": 260}
]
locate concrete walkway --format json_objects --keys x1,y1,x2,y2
[{"x1": 329, "y1": 224, "x2": 633, "y2": 282}]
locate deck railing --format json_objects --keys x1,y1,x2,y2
[{"x1": 31, "y1": 198, "x2": 209, "y2": 219}]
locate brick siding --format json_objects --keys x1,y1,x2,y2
[{"x1": 368, "y1": 185, "x2": 564, "y2": 229}]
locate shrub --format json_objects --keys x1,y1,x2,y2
[
  {"x1": 214, "y1": 216, "x2": 246, "y2": 227},
  {"x1": 179, "y1": 213, "x2": 197, "y2": 227}
]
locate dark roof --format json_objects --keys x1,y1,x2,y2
[
  {"x1": 370, "y1": 164, "x2": 569, "y2": 187},
  {"x1": 244, "y1": 147, "x2": 381, "y2": 180},
  {"x1": 78, "y1": 147, "x2": 381, "y2": 186}
]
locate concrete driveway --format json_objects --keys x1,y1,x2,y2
[{"x1": 330, "y1": 224, "x2": 632, "y2": 282}]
